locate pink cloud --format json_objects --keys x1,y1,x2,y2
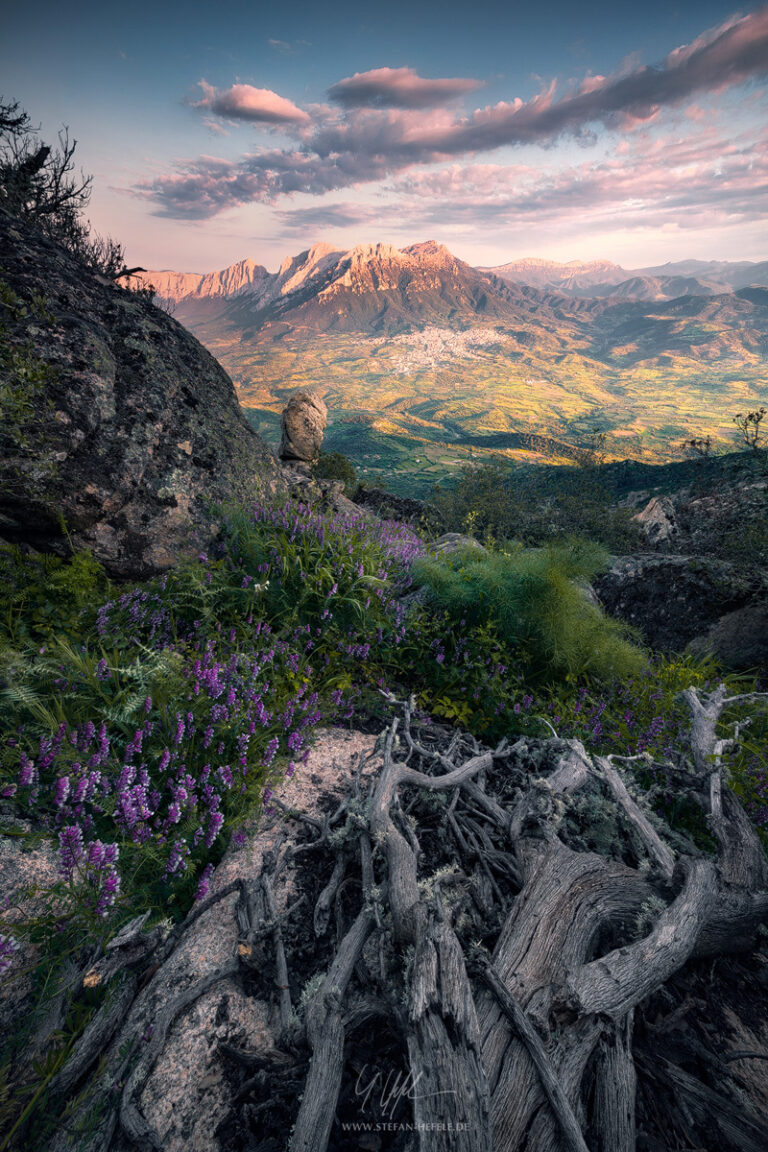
[
  {"x1": 194, "y1": 81, "x2": 310, "y2": 125},
  {"x1": 380, "y1": 125, "x2": 768, "y2": 234},
  {"x1": 142, "y1": 7, "x2": 768, "y2": 218},
  {"x1": 328, "y1": 67, "x2": 482, "y2": 109}
]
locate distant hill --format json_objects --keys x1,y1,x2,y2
[
  {"x1": 476, "y1": 257, "x2": 628, "y2": 293},
  {"x1": 481, "y1": 256, "x2": 768, "y2": 299}
]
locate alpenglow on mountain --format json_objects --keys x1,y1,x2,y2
[
  {"x1": 140, "y1": 244, "x2": 768, "y2": 313},
  {"x1": 140, "y1": 240, "x2": 543, "y2": 333}
]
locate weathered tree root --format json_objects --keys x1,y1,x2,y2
[
  {"x1": 38, "y1": 685, "x2": 768, "y2": 1152},
  {"x1": 266, "y1": 688, "x2": 767, "y2": 1152}
]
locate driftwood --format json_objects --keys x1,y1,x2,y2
[{"x1": 9, "y1": 685, "x2": 768, "y2": 1152}]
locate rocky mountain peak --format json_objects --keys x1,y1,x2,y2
[
  {"x1": 346, "y1": 241, "x2": 404, "y2": 264},
  {"x1": 275, "y1": 242, "x2": 343, "y2": 297},
  {"x1": 133, "y1": 258, "x2": 269, "y2": 303},
  {"x1": 403, "y1": 240, "x2": 455, "y2": 262}
]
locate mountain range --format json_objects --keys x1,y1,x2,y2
[
  {"x1": 479, "y1": 256, "x2": 768, "y2": 299},
  {"x1": 133, "y1": 242, "x2": 768, "y2": 494},
  {"x1": 140, "y1": 248, "x2": 768, "y2": 311}
]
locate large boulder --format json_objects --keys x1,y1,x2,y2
[
  {"x1": 595, "y1": 553, "x2": 767, "y2": 654},
  {"x1": 0, "y1": 211, "x2": 281, "y2": 578},
  {"x1": 279, "y1": 391, "x2": 327, "y2": 462},
  {"x1": 427, "y1": 532, "x2": 486, "y2": 558},
  {"x1": 688, "y1": 601, "x2": 768, "y2": 671}
]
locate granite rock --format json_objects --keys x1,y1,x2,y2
[{"x1": 0, "y1": 211, "x2": 282, "y2": 578}]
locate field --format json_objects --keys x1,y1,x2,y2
[{"x1": 185, "y1": 307, "x2": 767, "y2": 496}]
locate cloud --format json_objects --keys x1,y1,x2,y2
[
  {"x1": 268, "y1": 37, "x2": 311, "y2": 53},
  {"x1": 202, "y1": 117, "x2": 230, "y2": 136},
  {"x1": 194, "y1": 80, "x2": 310, "y2": 125},
  {"x1": 382, "y1": 125, "x2": 768, "y2": 235},
  {"x1": 143, "y1": 8, "x2": 768, "y2": 217},
  {"x1": 328, "y1": 66, "x2": 482, "y2": 109},
  {"x1": 274, "y1": 202, "x2": 382, "y2": 232}
]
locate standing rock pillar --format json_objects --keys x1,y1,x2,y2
[{"x1": 279, "y1": 391, "x2": 327, "y2": 464}]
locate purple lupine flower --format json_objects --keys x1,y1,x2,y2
[
  {"x1": 18, "y1": 753, "x2": 37, "y2": 788},
  {"x1": 0, "y1": 934, "x2": 20, "y2": 974},
  {"x1": 194, "y1": 864, "x2": 214, "y2": 901},
  {"x1": 164, "y1": 838, "x2": 190, "y2": 877},
  {"x1": 54, "y1": 776, "x2": 71, "y2": 808},
  {"x1": 59, "y1": 825, "x2": 85, "y2": 877}
]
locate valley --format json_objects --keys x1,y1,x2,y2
[{"x1": 138, "y1": 243, "x2": 768, "y2": 495}]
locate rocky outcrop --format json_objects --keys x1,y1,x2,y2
[
  {"x1": 0, "y1": 211, "x2": 281, "y2": 578},
  {"x1": 279, "y1": 391, "x2": 327, "y2": 463},
  {"x1": 428, "y1": 532, "x2": 486, "y2": 558},
  {"x1": 595, "y1": 553, "x2": 768, "y2": 660},
  {"x1": 688, "y1": 601, "x2": 768, "y2": 670},
  {"x1": 633, "y1": 495, "x2": 677, "y2": 546},
  {"x1": 282, "y1": 464, "x2": 369, "y2": 520},
  {"x1": 353, "y1": 486, "x2": 443, "y2": 531}
]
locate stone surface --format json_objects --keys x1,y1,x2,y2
[
  {"x1": 353, "y1": 486, "x2": 443, "y2": 531},
  {"x1": 633, "y1": 495, "x2": 677, "y2": 546},
  {"x1": 428, "y1": 532, "x2": 486, "y2": 558},
  {"x1": 688, "y1": 600, "x2": 768, "y2": 670},
  {"x1": 0, "y1": 825, "x2": 60, "y2": 1034},
  {"x1": 278, "y1": 390, "x2": 327, "y2": 463},
  {"x1": 0, "y1": 211, "x2": 281, "y2": 578},
  {"x1": 281, "y1": 463, "x2": 374, "y2": 521},
  {"x1": 595, "y1": 553, "x2": 767, "y2": 653}
]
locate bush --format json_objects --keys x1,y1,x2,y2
[
  {"x1": 312, "y1": 450, "x2": 357, "y2": 493},
  {"x1": 413, "y1": 540, "x2": 646, "y2": 685},
  {"x1": 432, "y1": 457, "x2": 641, "y2": 551},
  {"x1": 0, "y1": 545, "x2": 109, "y2": 646},
  {"x1": 0, "y1": 499, "x2": 424, "y2": 946}
]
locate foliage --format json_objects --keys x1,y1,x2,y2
[
  {"x1": 1, "y1": 491, "x2": 767, "y2": 1146},
  {"x1": 311, "y1": 450, "x2": 357, "y2": 493},
  {"x1": 681, "y1": 435, "x2": 714, "y2": 459},
  {"x1": 0, "y1": 500, "x2": 423, "y2": 956},
  {"x1": 431, "y1": 456, "x2": 641, "y2": 551},
  {"x1": 0, "y1": 546, "x2": 108, "y2": 646},
  {"x1": 733, "y1": 407, "x2": 767, "y2": 454},
  {"x1": 0, "y1": 97, "x2": 124, "y2": 277},
  {"x1": 0, "y1": 282, "x2": 58, "y2": 462},
  {"x1": 413, "y1": 541, "x2": 646, "y2": 685}
]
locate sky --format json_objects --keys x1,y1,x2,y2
[{"x1": 2, "y1": 0, "x2": 767, "y2": 272}]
